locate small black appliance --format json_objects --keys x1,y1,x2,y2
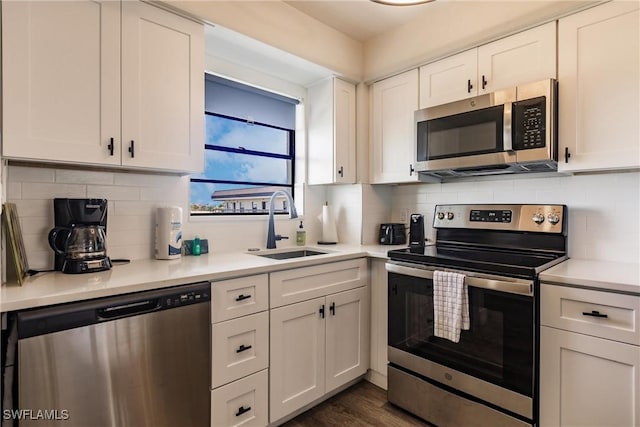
[
  {"x1": 49, "y1": 198, "x2": 111, "y2": 274},
  {"x1": 408, "y1": 214, "x2": 425, "y2": 248},
  {"x1": 379, "y1": 223, "x2": 406, "y2": 245}
]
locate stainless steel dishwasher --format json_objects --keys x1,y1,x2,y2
[{"x1": 16, "y1": 282, "x2": 210, "y2": 427}]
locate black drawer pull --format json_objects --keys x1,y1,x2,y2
[
  {"x1": 582, "y1": 310, "x2": 608, "y2": 318},
  {"x1": 330, "y1": 302, "x2": 335, "y2": 316},
  {"x1": 236, "y1": 344, "x2": 252, "y2": 353},
  {"x1": 319, "y1": 304, "x2": 325, "y2": 319},
  {"x1": 128, "y1": 140, "x2": 135, "y2": 158},
  {"x1": 235, "y1": 406, "x2": 251, "y2": 417},
  {"x1": 467, "y1": 79, "x2": 473, "y2": 93},
  {"x1": 107, "y1": 137, "x2": 114, "y2": 156},
  {"x1": 235, "y1": 294, "x2": 251, "y2": 302}
]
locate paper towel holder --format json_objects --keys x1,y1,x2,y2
[{"x1": 318, "y1": 201, "x2": 338, "y2": 245}]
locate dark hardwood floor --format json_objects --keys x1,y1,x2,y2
[{"x1": 282, "y1": 380, "x2": 432, "y2": 427}]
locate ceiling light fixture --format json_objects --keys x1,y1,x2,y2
[{"x1": 370, "y1": 0, "x2": 435, "y2": 5}]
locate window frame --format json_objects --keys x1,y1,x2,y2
[{"x1": 190, "y1": 112, "x2": 296, "y2": 217}]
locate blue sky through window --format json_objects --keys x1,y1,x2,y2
[{"x1": 190, "y1": 114, "x2": 293, "y2": 212}]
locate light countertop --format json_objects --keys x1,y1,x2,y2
[
  {"x1": 1, "y1": 244, "x2": 404, "y2": 312},
  {"x1": 539, "y1": 258, "x2": 640, "y2": 295}
]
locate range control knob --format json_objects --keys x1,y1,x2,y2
[
  {"x1": 437, "y1": 212, "x2": 445, "y2": 220},
  {"x1": 532, "y1": 213, "x2": 545, "y2": 224},
  {"x1": 446, "y1": 212, "x2": 455, "y2": 220},
  {"x1": 547, "y1": 214, "x2": 560, "y2": 225}
]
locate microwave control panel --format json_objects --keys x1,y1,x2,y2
[{"x1": 513, "y1": 96, "x2": 546, "y2": 150}]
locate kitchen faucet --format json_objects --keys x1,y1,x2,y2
[{"x1": 266, "y1": 190, "x2": 298, "y2": 249}]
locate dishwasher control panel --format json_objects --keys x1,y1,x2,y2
[
  {"x1": 17, "y1": 281, "x2": 211, "y2": 339},
  {"x1": 164, "y1": 288, "x2": 210, "y2": 308}
]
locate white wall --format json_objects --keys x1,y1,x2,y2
[
  {"x1": 388, "y1": 172, "x2": 640, "y2": 263},
  {"x1": 363, "y1": 1, "x2": 595, "y2": 81},
  {"x1": 7, "y1": 165, "x2": 326, "y2": 270},
  {"x1": 165, "y1": 0, "x2": 363, "y2": 81}
]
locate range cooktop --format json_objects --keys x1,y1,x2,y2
[
  {"x1": 387, "y1": 245, "x2": 566, "y2": 279},
  {"x1": 388, "y1": 204, "x2": 569, "y2": 279}
]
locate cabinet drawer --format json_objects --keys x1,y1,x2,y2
[
  {"x1": 212, "y1": 312, "x2": 269, "y2": 388},
  {"x1": 541, "y1": 284, "x2": 640, "y2": 345},
  {"x1": 270, "y1": 258, "x2": 368, "y2": 308},
  {"x1": 211, "y1": 369, "x2": 268, "y2": 427},
  {"x1": 212, "y1": 274, "x2": 268, "y2": 323}
]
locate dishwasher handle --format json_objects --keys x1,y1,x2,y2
[
  {"x1": 17, "y1": 281, "x2": 211, "y2": 340},
  {"x1": 97, "y1": 299, "x2": 161, "y2": 320}
]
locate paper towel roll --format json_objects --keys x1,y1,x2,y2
[
  {"x1": 155, "y1": 207, "x2": 182, "y2": 260},
  {"x1": 320, "y1": 204, "x2": 338, "y2": 244}
]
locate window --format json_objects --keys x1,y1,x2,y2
[{"x1": 191, "y1": 75, "x2": 298, "y2": 216}]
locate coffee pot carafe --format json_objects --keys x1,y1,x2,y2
[{"x1": 50, "y1": 198, "x2": 112, "y2": 274}]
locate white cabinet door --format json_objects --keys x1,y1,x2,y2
[
  {"x1": 307, "y1": 78, "x2": 356, "y2": 185},
  {"x1": 211, "y1": 369, "x2": 268, "y2": 427},
  {"x1": 419, "y1": 49, "x2": 478, "y2": 108},
  {"x1": 558, "y1": 1, "x2": 640, "y2": 172},
  {"x1": 418, "y1": 23, "x2": 555, "y2": 109},
  {"x1": 334, "y1": 79, "x2": 357, "y2": 184},
  {"x1": 370, "y1": 69, "x2": 419, "y2": 184},
  {"x1": 478, "y1": 22, "x2": 556, "y2": 94},
  {"x1": 121, "y1": 1, "x2": 204, "y2": 173},
  {"x1": 269, "y1": 297, "x2": 325, "y2": 423},
  {"x1": 540, "y1": 326, "x2": 640, "y2": 427},
  {"x1": 2, "y1": 0, "x2": 121, "y2": 165},
  {"x1": 367, "y1": 259, "x2": 388, "y2": 389},
  {"x1": 325, "y1": 286, "x2": 369, "y2": 393}
]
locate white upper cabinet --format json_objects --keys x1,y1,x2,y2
[
  {"x1": 2, "y1": 0, "x2": 204, "y2": 174},
  {"x1": 2, "y1": 1, "x2": 122, "y2": 166},
  {"x1": 419, "y1": 22, "x2": 556, "y2": 108},
  {"x1": 419, "y1": 49, "x2": 478, "y2": 109},
  {"x1": 121, "y1": 2, "x2": 204, "y2": 172},
  {"x1": 370, "y1": 69, "x2": 419, "y2": 184},
  {"x1": 307, "y1": 77, "x2": 356, "y2": 185},
  {"x1": 558, "y1": 1, "x2": 640, "y2": 172}
]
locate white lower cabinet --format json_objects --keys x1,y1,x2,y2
[
  {"x1": 211, "y1": 311, "x2": 269, "y2": 389},
  {"x1": 540, "y1": 283, "x2": 640, "y2": 426},
  {"x1": 210, "y1": 276, "x2": 270, "y2": 427},
  {"x1": 211, "y1": 369, "x2": 268, "y2": 427},
  {"x1": 269, "y1": 286, "x2": 369, "y2": 423},
  {"x1": 366, "y1": 258, "x2": 388, "y2": 389},
  {"x1": 540, "y1": 327, "x2": 640, "y2": 427}
]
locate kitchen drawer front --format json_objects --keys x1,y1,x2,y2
[
  {"x1": 211, "y1": 369, "x2": 268, "y2": 427},
  {"x1": 270, "y1": 258, "x2": 368, "y2": 308},
  {"x1": 212, "y1": 274, "x2": 268, "y2": 323},
  {"x1": 212, "y1": 312, "x2": 269, "y2": 388},
  {"x1": 541, "y1": 284, "x2": 640, "y2": 345}
]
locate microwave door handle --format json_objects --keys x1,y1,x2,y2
[{"x1": 503, "y1": 102, "x2": 513, "y2": 152}]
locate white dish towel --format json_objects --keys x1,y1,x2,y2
[{"x1": 433, "y1": 270, "x2": 470, "y2": 343}]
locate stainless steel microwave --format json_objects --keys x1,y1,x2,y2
[{"x1": 414, "y1": 79, "x2": 557, "y2": 180}]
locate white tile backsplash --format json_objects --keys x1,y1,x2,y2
[
  {"x1": 6, "y1": 164, "x2": 639, "y2": 270},
  {"x1": 6, "y1": 165, "x2": 326, "y2": 269},
  {"x1": 87, "y1": 185, "x2": 141, "y2": 201},
  {"x1": 21, "y1": 182, "x2": 86, "y2": 199},
  {"x1": 390, "y1": 172, "x2": 640, "y2": 264},
  {"x1": 55, "y1": 169, "x2": 114, "y2": 185}
]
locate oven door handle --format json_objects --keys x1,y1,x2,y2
[{"x1": 385, "y1": 262, "x2": 533, "y2": 296}]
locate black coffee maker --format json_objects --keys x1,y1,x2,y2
[{"x1": 49, "y1": 198, "x2": 112, "y2": 274}]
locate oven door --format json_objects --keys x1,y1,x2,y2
[{"x1": 386, "y1": 262, "x2": 535, "y2": 419}]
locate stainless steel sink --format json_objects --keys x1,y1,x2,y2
[{"x1": 252, "y1": 249, "x2": 328, "y2": 260}]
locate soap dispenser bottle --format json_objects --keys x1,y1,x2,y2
[{"x1": 296, "y1": 221, "x2": 306, "y2": 246}]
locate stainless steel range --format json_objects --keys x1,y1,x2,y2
[{"x1": 386, "y1": 204, "x2": 568, "y2": 427}]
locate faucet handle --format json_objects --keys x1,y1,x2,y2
[{"x1": 275, "y1": 235, "x2": 288, "y2": 241}]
